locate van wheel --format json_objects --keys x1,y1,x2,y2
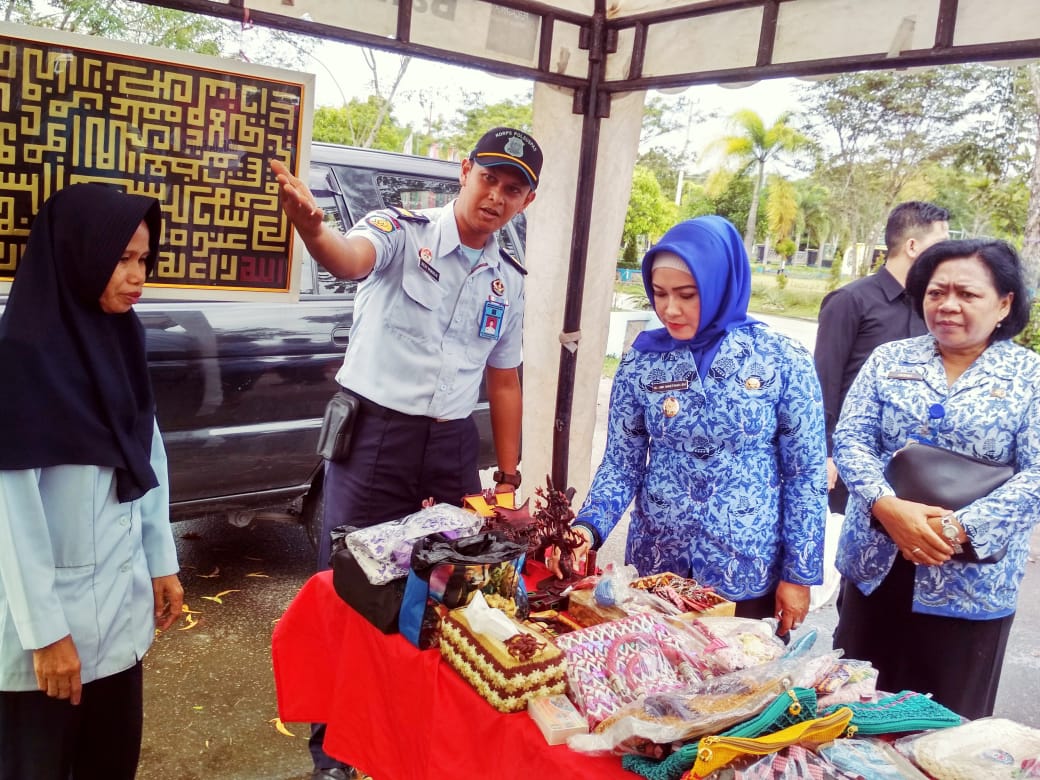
[{"x1": 301, "y1": 478, "x2": 325, "y2": 551}]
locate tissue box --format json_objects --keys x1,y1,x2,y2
[{"x1": 439, "y1": 609, "x2": 567, "y2": 713}]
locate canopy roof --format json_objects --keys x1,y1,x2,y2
[
  {"x1": 132, "y1": 0, "x2": 1040, "y2": 488},
  {"x1": 134, "y1": 0, "x2": 1040, "y2": 93}
]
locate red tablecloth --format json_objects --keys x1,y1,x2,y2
[{"x1": 272, "y1": 570, "x2": 630, "y2": 780}]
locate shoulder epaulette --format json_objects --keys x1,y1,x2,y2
[
  {"x1": 499, "y1": 248, "x2": 528, "y2": 276},
  {"x1": 387, "y1": 205, "x2": 430, "y2": 224}
]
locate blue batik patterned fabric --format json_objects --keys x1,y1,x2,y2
[
  {"x1": 834, "y1": 335, "x2": 1040, "y2": 619},
  {"x1": 576, "y1": 324, "x2": 827, "y2": 601}
]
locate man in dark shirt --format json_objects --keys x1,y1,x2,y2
[{"x1": 814, "y1": 201, "x2": 950, "y2": 513}]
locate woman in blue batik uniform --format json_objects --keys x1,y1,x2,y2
[
  {"x1": 832, "y1": 238, "x2": 1040, "y2": 720},
  {"x1": 569, "y1": 216, "x2": 827, "y2": 637}
]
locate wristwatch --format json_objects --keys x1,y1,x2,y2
[
  {"x1": 492, "y1": 469, "x2": 521, "y2": 488},
  {"x1": 940, "y1": 513, "x2": 964, "y2": 554}
]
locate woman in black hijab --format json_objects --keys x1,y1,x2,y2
[{"x1": 0, "y1": 183, "x2": 182, "y2": 780}]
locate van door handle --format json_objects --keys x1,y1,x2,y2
[{"x1": 332, "y1": 327, "x2": 350, "y2": 347}]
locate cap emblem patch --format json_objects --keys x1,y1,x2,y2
[{"x1": 504, "y1": 136, "x2": 525, "y2": 158}]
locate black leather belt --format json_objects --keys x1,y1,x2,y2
[{"x1": 350, "y1": 392, "x2": 455, "y2": 424}]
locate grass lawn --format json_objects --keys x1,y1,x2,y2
[
  {"x1": 607, "y1": 267, "x2": 839, "y2": 377},
  {"x1": 615, "y1": 265, "x2": 835, "y2": 321}
]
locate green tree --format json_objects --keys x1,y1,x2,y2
[
  {"x1": 765, "y1": 175, "x2": 797, "y2": 260},
  {"x1": 702, "y1": 169, "x2": 760, "y2": 247},
  {"x1": 9, "y1": 0, "x2": 313, "y2": 66},
  {"x1": 447, "y1": 96, "x2": 534, "y2": 157},
  {"x1": 637, "y1": 146, "x2": 690, "y2": 207},
  {"x1": 312, "y1": 97, "x2": 409, "y2": 151},
  {"x1": 1022, "y1": 64, "x2": 1040, "y2": 289},
  {"x1": 709, "y1": 109, "x2": 808, "y2": 252},
  {"x1": 798, "y1": 66, "x2": 989, "y2": 275},
  {"x1": 678, "y1": 179, "x2": 715, "y2": 221},
  {"x1": 791, "y1": 179, "x2": 831, "y2": 256},
  {"x1": 10, "y1": 0, "x2": 231, "y2": 52},
  {"x1": 622, "y1": 166, "x2": 678, "y2": 254}
]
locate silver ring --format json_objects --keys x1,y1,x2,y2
[{"x1": 911, "y1": 546, "x2": 922, "y2": 555}]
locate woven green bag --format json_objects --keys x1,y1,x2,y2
[
  {"x1": 621, "y1": 687, "x2": 818, "y2": 780},
  {"x1": 821, "y1": 690, "x2": 962, "y2": 736}
]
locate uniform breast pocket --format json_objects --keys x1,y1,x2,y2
[
  {"x1": 465, "y1": 304, "x2": 507, "y2": 361},
  {"x1": 716, "y1": 388, "x2": 777, "y2": 452},
  {"x1": 38, "y1": 466, "x2": 98, "y2": 568},
  {"x1": 386, "y1": 265, "x2": 448, "y2": 346}
]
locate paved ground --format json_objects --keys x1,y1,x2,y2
[
  {"x1": 137, "y1": 312, "x2": 1040, "y2": 779},
  {"x1": 138, "y1": 515, "x2": 316, "y2": 780}
]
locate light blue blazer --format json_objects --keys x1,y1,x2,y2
[{"x1": 0, "y1": 423, "x2": 179, "y2": 690}]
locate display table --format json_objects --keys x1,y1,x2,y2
[{"x1": 272, "y1": 570, "x2": 630, "y2": 780}]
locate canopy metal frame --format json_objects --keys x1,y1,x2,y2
[{"x1": 131, "y1": 0, "x2": 1040, "y2": 487}]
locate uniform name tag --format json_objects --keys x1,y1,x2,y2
[
  {"x1": 419, "y1": 258, "x2": 440, "y2": 281},
  {"x1": 649, "y1": 380, "x2": 690, "y2": 392},
  {"x1": 887, "y1": 371, "x2": 924, "y2": 380},
  {"x1": 479, "y1": 300, "x2": 505, "y2": 340}
]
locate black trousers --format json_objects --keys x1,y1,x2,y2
[
  {"x1": 833, "y1": 558, "x2": 1014, "y2": 720},
  {"x1": 0, "y1": 661, "x2": 143, "y2": 780},
  {"x1": 311, "y1": 394, "x2": 481, "y2": 770},
  {"x1": 315, "y1": 393, "x2": 482, "y2": 573},
  {"x1": 828, "y1": 477, "x2": 850, "y2": 515}
]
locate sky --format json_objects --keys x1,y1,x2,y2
[{"x1": 306, "y1": 39, "x2": 803, "y2": 172}]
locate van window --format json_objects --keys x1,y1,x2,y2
[
  {"x1": 374, "y1": 173, "x2": 526, "y2": 265},
  {"x1": 303, "y1": 202, "x2": 357, "y2": 297},
  {"x1": 376, "y1": 175, "x2": 459, "y2": 211}
]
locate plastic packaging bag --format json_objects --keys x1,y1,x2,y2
[
  {"x1": 398, "y1": 530, "x2": 528, "y2": 649},
  {"x1": 568, "y1": 648, "x2": 846, "y2": 755},
  {"x1": 900, "y1": 717, "x2": 1040, "y2": 780},
  {"x1": 344, "y1": 503, "x2": 484, "y2": 585}
]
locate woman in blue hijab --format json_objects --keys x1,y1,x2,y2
[{"x1": 569, "y1": 216, "x2": 827, "y2": 635}]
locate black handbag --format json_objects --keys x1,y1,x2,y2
[
  {"x1": 330, "y1": 525, "x2": 406, "y2": 634},
  {"x1": 878, "y1": 440, "x2": 1014, "y2": 563}
]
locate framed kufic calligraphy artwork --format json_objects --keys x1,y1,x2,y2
[{"x1": 0, "y1": 23, "x2": 313, "y2": 301}]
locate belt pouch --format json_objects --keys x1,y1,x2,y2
[{"x1": 316, "y1": 389, "x2": 360, "y2": 462}]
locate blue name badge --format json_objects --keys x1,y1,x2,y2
[{"x1": 479, "y1": 300, "x2": 505, "y2": 340}]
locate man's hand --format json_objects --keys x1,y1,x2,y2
[
  {"x1": 825, "y1": 457, "x2": 838, "y2": 490},
  {"x1": 270, "y1": 159, "x2": 324, "y2": 240},
  {"x1": 153, "y1": 574, "x2": 185, "y2": 631},
  {"x1": 33, "y1": 635, "x2": 82, "y2": 705}
]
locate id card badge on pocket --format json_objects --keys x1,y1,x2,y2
[{"x1": 479, "y1": 300, "x2": 505, "y2": 340}]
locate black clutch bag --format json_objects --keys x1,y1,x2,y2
[{"x1": 877, "y1": 440, "x2": 1014, "y2": 563}]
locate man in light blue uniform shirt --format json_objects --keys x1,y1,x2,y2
[{"x1": 271, "y1": 126, "x2": 541, "y2": 780}]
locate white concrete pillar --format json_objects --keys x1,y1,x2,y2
[{"x1": 521, "y1": 84, "x2": 646, "y2": 502}]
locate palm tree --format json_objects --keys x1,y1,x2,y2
[
  {"x1": 765, "y1": 175, "x2": 797, "y2": 263},
  {"x1": 710, "y1": 109, "x2": 809, "y2": 253}
]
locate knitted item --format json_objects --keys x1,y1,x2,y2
[
  {"x1": 439, "y1": 609, "x2": 566, "y2": 713},
  {"x1": 622, "y1": 688, "x2": 818, "y2": 780},
  {"x1": 821, "y1": 690, "x2": 962, "y2": 736}
]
